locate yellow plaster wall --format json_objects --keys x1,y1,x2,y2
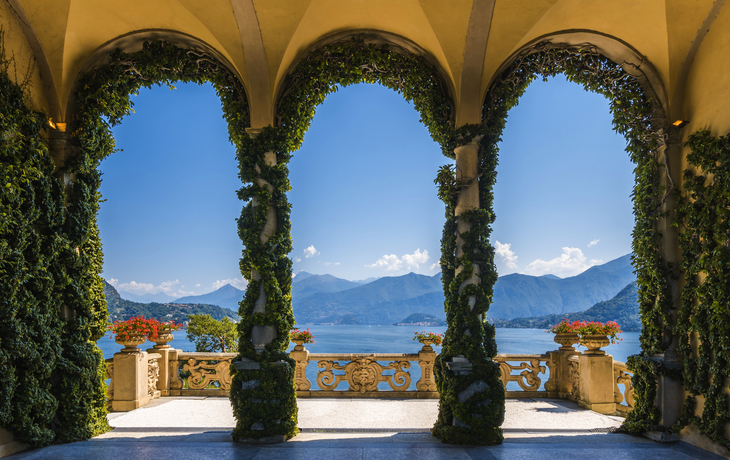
[
  {"x1": 664, "y1": 0, "x2": 716, "y2": 97},
  {"x1": 253, "y1": 0, "x2": 313, "y2": 99},
  {"x1": 482, "y1": 0, "x2": 670, "y2": 97},
  {"x1": 271, "y1": 0, "x2": 455, "y2": 101},
  {"x1": 481, "y1": 0, "x2": 558, "y2": 92},
  {"x1": 61, "y1": 0, "x2": 246, "y2": 115},
  {"x1": 417, "y1": 0, "x2": 473, "y2": 99},
  {"x1": 0, "y1": 0, "x2": 48, "y2": 113},
  {"x1": 682, "y1": 1, "x2": 730, "y2": 138}
]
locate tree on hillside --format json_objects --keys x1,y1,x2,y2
[{"x1": 186, "y1": 314, "x2": 239, "y2": 352}]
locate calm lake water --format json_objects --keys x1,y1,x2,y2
[{"x1": 99, "y1": 326, "x2": 641, "y2": 392}]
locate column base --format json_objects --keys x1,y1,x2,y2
[{"x1": 238, "y1": 435, "x2": 290, "y2": 444}]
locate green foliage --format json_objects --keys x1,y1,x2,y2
[
  {"x1": 432, "y1": 41, "x2": 671, "y2": 445},
  {"x1": 71, "y1": 41, "x2": 254, "y2": 440},
  {"x1": 673, "y1": 130, "x2": 730, "y2": 448},
  {"x1": 230, "y1": 37, "x2": 456, "y2": 442},
  {"x1": 0, "y1": 35, "x2": 68, "y2": 446},
  {"x1": 187, "y1": 314, "x2": 239, "y2": 353}
]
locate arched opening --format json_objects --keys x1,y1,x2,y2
[
  {"x1": 285, "y1": 81, "x2": 450, "y2": 429},
  {"x1": 480, "y1": 40, "x2": 672, "y2": 439},
  {"x1": 491, "y1": 73, "x2": 642, "y2": 430},
  {"x1": 97, "y1": 81, "x2": 243, "y2": 348}
]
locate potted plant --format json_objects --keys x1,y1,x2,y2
[
  {"x1": 547, "y1": 319, "x2": 580, "y2": 351},
  {"x1": 108, "y1": 316, "x2": 159, "y2": 352},
  {"x1": 413, "y1": 331, "x2": 443, "y2": 351},
  {"x1": 290, "y1": 328, "x2": 315, "y2": 351},
  {"x1": 574, "y1": 320, "x2": 622, "y2": 355},
  {"x1": 153, "y1": 320, "x2": 184, "y2": 349}
]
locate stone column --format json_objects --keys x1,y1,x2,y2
[
  {"x1": 250, "y1": 150, "x2": 278, "y2": 353},
  {"x1": 653, "y1": 130, "x2": 684, "y2": 426}
]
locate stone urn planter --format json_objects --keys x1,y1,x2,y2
[
  {"x1": 553, "y1": 333, "x2": 580, "y2": 351},
  {"x1": 153, "y1": 330, "x2": 175, "y2": 349},
  {"x1": 291, "y1": 338, "x2": 307, "y2": 351},
  {"x1": 580, "y1": 334, "x2": 611, "y2": 355},
  {"x1": 116, "y1": 335, "x2": 147, "y2": 352},
  {"x1": 417, "y1": 338, "x2": 436, "y2": 351}
]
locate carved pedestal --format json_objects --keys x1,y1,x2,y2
[
  {"x1": 290, "y1": 346, "x2": 311, "y2": 391},
  {"x1": 111, "y1": 351, "x2": 160, "y2": 411},
  {"x1": 417, "y1": 346, "x2": 437, "y2": 392},
  {"x1": 577, "y1": 354, "x2": 615, "y2": 414}
]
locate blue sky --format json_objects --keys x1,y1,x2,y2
[{"x1": 98, "y1": 75, "x2": 634, "y2": 298}]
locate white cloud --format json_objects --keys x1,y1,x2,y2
[
  {"x1": 294, "y1": 257, "x2": 302, "y2": 263},
  {"x1": 523, "y1": 247, "x2": 603, "y2": 278},
  {"x1": 430, "y1": 262, "x2": 440, "y2": 270},
  {"x1": 195, "y1": 284, "x2": 201, "y2": 288},
  {"x1": 494, "y1": 241, "x2": 518, "y2": 269},
  {"x1": 107, "y1": 279, "x2": 195, "y2": 298},
  {"x1": 588, "y1": 239, "x2": 600, "y2": 247},
  {"x1": 303, "y1": 245, "x2": 319, "y2": 258},
  {"x1": 367, "y1": 249, "x2": 429, "y2": 272},
  {"x1": 324, "y1": 262, "x2": 341, "y2": 266},
  {"x1": 212, "y1": 278, "x2": 248, "y2": 291}
]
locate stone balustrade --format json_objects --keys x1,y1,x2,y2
[
  {"x1": 613, "y1": 360, "x2": 635, "y2": 414},
  {"x1": 169, "y1": 351, "x2": 237, "y2": 396},
  {"x1": 104, "y1": 338, "x2": 634, "y2": 417}
]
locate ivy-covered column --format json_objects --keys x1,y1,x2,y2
[
  {"x1": 230, "y1": 129, "x2": 297, "y2": 443},
  {"x1": 432, "y1": 138, "x2": 505, "y2": 445},
  {"x1": 651, "y1": 127, "x2": 684, "y2": 427}
]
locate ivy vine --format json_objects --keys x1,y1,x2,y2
[
  {"x1": 0, "y1": 29, "x2": 69, "y2": 446},
  {"x1": 432, "y1": 41, "x2": 673, "y2": 444},
  {"x1": 673, "y1": 130, "x2": 730, "y2": 448},
  {"x1": 70, "y1": 41, "x2": 252, "y2": 440},
  {"x1": 230, "y1": 36, "x2": 459, "y2": 441}
]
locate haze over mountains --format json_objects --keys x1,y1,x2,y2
[{"x1": 112, "y1": 254, "x2": 636, "y2": 325}]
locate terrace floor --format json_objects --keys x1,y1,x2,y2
[{"x1": 5, "y1": 397, "x2": 726, "y2": 459}]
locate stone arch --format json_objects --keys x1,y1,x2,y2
[
  {"x1": 486, "y1": 30, "x2": 669, "y2": 118},
  {"x1": 273, "y1": 29, "x2": 457, "y2": 121},
  {"x1": 480, "y1": 35, "x2": 677, "y2": 433},
  {"x1": 62, "y1": 29, "x2": 250, "y2": 124},
  {"x1": 44, "y1": 39, "x2": 253, "y2": 444},
  {"x1": 228, "y1": 35, "x2": 461, "y2": 443}
]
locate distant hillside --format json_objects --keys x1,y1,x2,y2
[
  {"x1": 293, "y1": 272, "x2": 443, "y2": 324},
  {"x1": 291, "y1": 254, "x2": 636, "y2": 324},
  {"x1": 394, "y1": 313, "x2": 446, "y2": 326},
  {"x1": 118, "y1": 290, "x2": 177, "y2": 303},
  {"x1": 174, "y1": 284, "x2": 245, "y2": 312},
  {"x1": 489, "y1": 254, "x2": 635, "y2": 319},
  {"x1": 292, "y1": 272, "x2": 362, "y2": 298},
  {"x1": 492, "y1": 282, "x2": 640, "y2": 331},
  {"x1": 105, "y1": 281, "x2": 239, "y2": 323}
]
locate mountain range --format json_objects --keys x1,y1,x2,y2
[
  {"x1": 290, "y1": 254, "x2": 635, "y2": 324},
  {"x1": 105, "y1": 281, "x2": 238, "y2": 323},
  {"x1": 492, "y1": 282, "x2": 640, "y2": 331},
  {"x1": 110, "y1": 253, "x2": 637, "y2": 326},
  {"x1": 174, "y1": 284, "x2": 245, "y2": 311}
]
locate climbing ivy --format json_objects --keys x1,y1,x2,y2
[
  {"x1": 0, "y1": 30, "x2": 69, "y2": 446},
  {"x1": 230, "y1": 36, "x2": 458, "y2": 441},
  {"x1": 70, "y1": 41, "x2": 250, "y2": 440},
  {"x1": 673, "y1": 130, "x2": 730, "y2": 448},
  {"x1": 431, "y1": 41, "x2": 673, "y2": 444}
]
